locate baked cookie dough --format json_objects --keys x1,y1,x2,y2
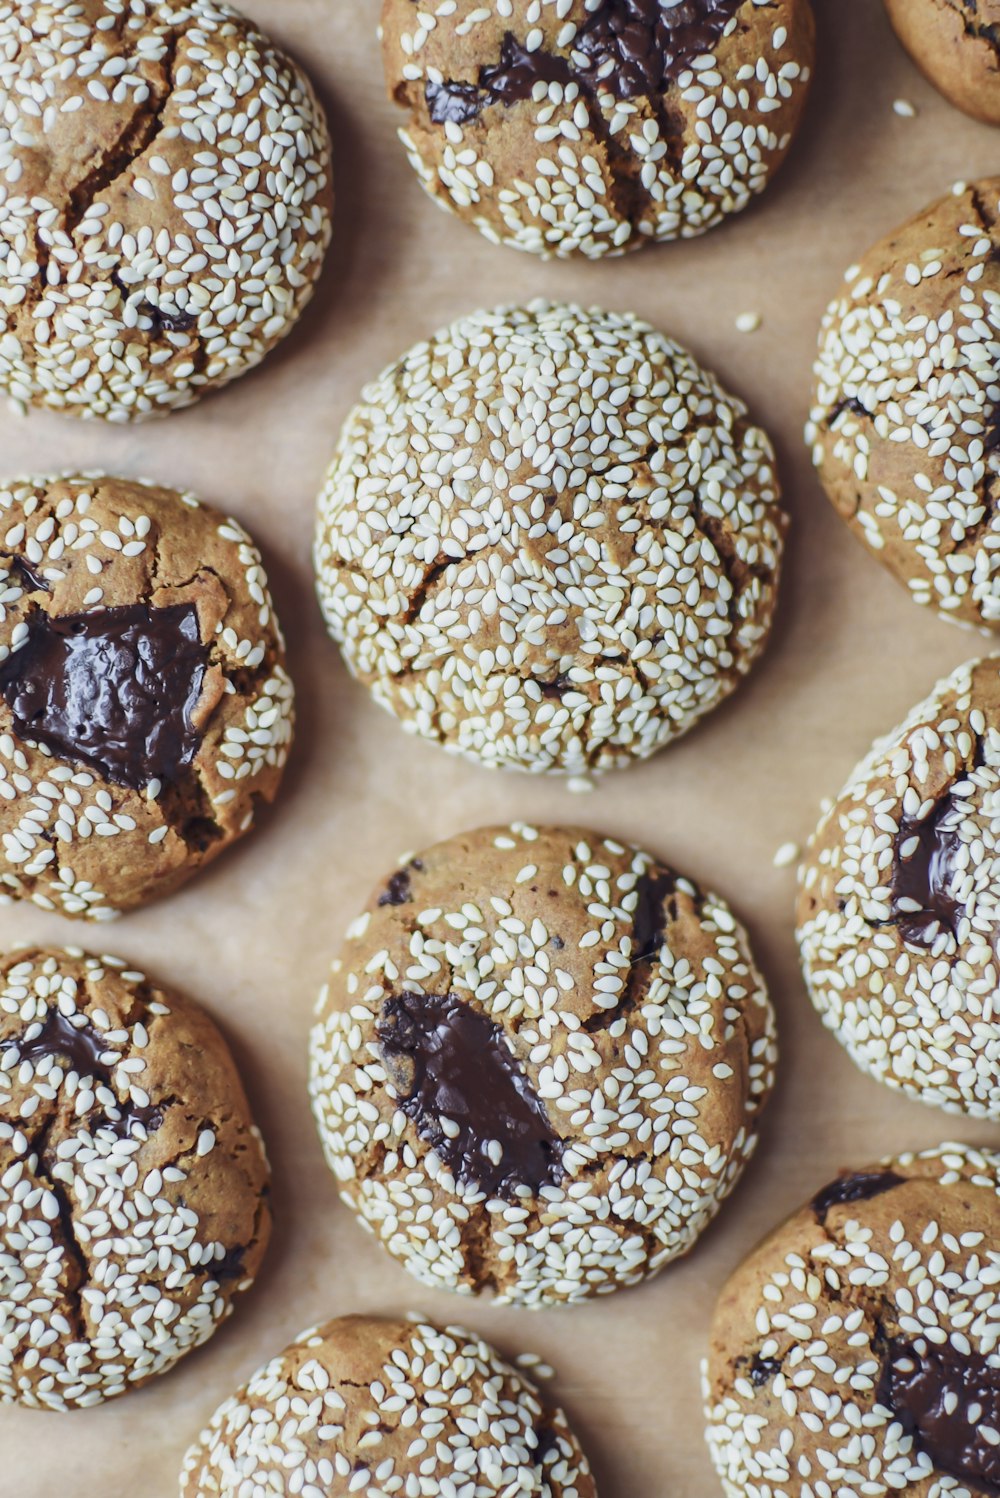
[
  {"x1": 885, "y1": 0, "x2": 1000, "y2": 126},
  {"x1": 381, "y1": 0, "x2": 814, "y2": 259},
  {"x1": 705, "y1": 1141, "x2": 1000, "y2": 1498},
  {"x1": 0, "y1": 0, "x2": 333, "y2": 422},
  {"x1": 0, "y1": 474, "x2": 294, "y2": 920},
  {"x1": 180, "y1": 1313, "x2": 596, "y2": 1497},
  {"x1": 798, "y1": 656, "x2": 1000, "y2": 1120},
  {"x1": 309, "y1": 823, "x2": 776, "y2": 1307},
  {"x1": 315, "y1": 300, "x2": 786, "y2": 776},
  {"x1": 807, "y1": 179, "x2": 1000, "y2": 631},
  {"x1": 0, "y1": 946, "x2": 270, "y2": 1410}
]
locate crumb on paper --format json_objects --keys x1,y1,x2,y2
[
  {"x1": 773, "y1": 841, "x2": 800, "y2": 869},
  {"x1": 567, "y1": 776, "x2": 594, "y2": 794},
  {"x1": 735, "y1": 311, "x2": 762, "y2": 334},
  {"x1": 893, "y1": 98, "x2": 916, "y2": 118}
]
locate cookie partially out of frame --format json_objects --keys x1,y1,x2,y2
[
  {"x1": 885, "y1": 0, "x2": 1000, "y2": 126},
  {"x1": 0, "y1": 474, "x2": 293, "y2": 920}
]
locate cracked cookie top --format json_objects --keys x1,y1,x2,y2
[
  {"x1": 309, "y1": 823, "x2": 776, "y2": 1307},
  {"x1": 797, "y1": 657, "x2": 1000, "y2": 1120},
  {"x1": 885, "y1": 0, "x2": 1000, "y2": 127},
  {"x1": 180, "y1": 1313, "x2": 596, "y2": 1498},
  {"x1": 705, "y1": 1142, "x2": 1000, "y2": 1498},
  {"x1": 0, "y1": 0, "x2": 333, "y2": 422},
  {"x1": 0, "y1": 946, "x2": 271, "y2": 1410},
  {"x1": 314, "y1": 300, "x2": 786, "y2": 776},
  {"x1": 807, "y1": 179, "x2": 1000, "y2": 631},
  {"x1": 0, "y1": 473, "x2": 294, "y2": 920},
  {"x1": 381, "y1": 0, "x2": 814, "y2": 259}
]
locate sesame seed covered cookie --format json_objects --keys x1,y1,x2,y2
[
  {"x1": 0, "y1": 946, "x2": 270, "y2": 1410},
  {"x1": 798, "y1": 656, "x2": 1000, "y2": 1120},
  {"x1": 807, "y1": 179, "x2": 1000, "y2": 631},
  {"x1": 0, "y1": 0, "x2": 333, "y2": 422},
  {"x1": 180, "y1": 1313, "x2": 596, "y2": 1497},
  {"x1": 0, "y1": 474, "x2": 293, "y2": 920},
  {"x1": 315, "y1": 300, "x2": 786, "y2": 776},
  {"x1": 705, "y1": 1142, "x2": 1000, "y2": 1498},
  {"x1": 885, "y1": 0, "x2": 1000, "y2": 126},
  {"x1": 381, "y1": 0, "x2": 814, "y2": 259},
  {"x1": 309, "y1": 824, "x2": 776, "y2": 1308}
]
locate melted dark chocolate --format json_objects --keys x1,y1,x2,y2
[
  {"x1": 629, "y1": 869, "x2": 676, "y2": 964},
  {"x1": 377, "y1": 991, "x2": 564, "y2": 1197},
  {"x1": 812, "y1": 1170, "x2": 906, "y2": 1218},
  {"x1": 98, "y1": 1102, "x2": 164, "y2": 1140},
  {"x1": 750, "y1": 1355, "x2": 781, "y2": 1386},
  {"x1": 6, "y1": 555, "x2": 49, "y2": 594},
  {"x1": 0, "y1": 602, "x2": 209, "y2": 791},
  {"x1": 2, "y1": 1009, "x2": 111, "y2": 1083},
  {"x1": 879, "y1": 1338, "x2": 1000, "y2": 1494},
  {"x1": 891, "y1": 795, "x2": 967, "y2": 948},
  {"x1": 204, "y1": 1245, "x2": 247, "y2": 1283}
]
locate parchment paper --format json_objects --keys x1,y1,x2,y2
[{"x1": 4, "y1": 3, "x2": 999, "y2": 1494}]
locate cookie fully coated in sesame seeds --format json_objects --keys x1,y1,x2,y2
[
  {"x1": 885, "y1": 0, "x2": 1000, "y2": 127},
  {"x1": 0, "y1": 474, "x2": 293, "y2": 920},
  {"x1": 0, "y1": 946, "x2": 270, "y2": 1410},
  {"x1": 705, "y1": 1142, "x2": 1000, "y2": 1498},
  {"x1": 807, "y1": 179, "x2": 1000, "y2": 632},
  {"x1": 0, "y1": 0, "x2": 333, "y2": 422},
  {"x1": 797, "y1": 657, "x2": 1000, "y2": 1121},
  {"x1": 309, "y1": 824, "x2": 776, "y2": 1308},
  {"x1": 180, "y1": 1314, "x2": 596, "y2": 1498},
  {"x1": 381, "y1": 0, "x2": 814, "y2": 259},
  {"x1": 315, "y1": 300, "x2": 786, "y2": 776}
]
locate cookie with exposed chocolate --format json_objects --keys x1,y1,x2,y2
[
  {"x1": 309, "y1": 823, "x2": 776, "y2": 1307},
  {"x1": 885, "y1": 0, "x2": 1000, "y2": 126}
]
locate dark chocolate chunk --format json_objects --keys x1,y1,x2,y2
[
  {"x1": 576, "y1": 0, "x2": 743, "y2": 101},
  {"x1": 5, "y1": 555, "x2": 49, "y2": 594},
  {"x1": 0, "y1": 602, "x2": 209, "y2": 792},
  {"x1": 878, "y1": 1337, "x2": 1000, "y2": 1494},
  {"x1": 812, "y1": 1170, "x2": 906, "y2": 1219},
  {"x1": 138, "y1": 298, "x2": 197, "y2": 335},
  {"x1": 891, "y1": 794, "x2": 967, "y2": 948},
  {"x1": 204, "y1": 1244, "x2": 247, "y2": 1283},
  {"x1": 426, "y1": 76, "x2": 484, "y2": 125},
  {"x1": 377, "y1": 991, "x2": 564, "y2": 1198},
  {"x1": 379, "y1": 869, "x2": 413, "y2": 907},
  {"x1": 97, "y1": 1102, "x2": 164, "y2": 1140},
  {"x1": 750, "y1": 1354, "x2": 782, "y2": 1386},
  {"x1": 629, "y1": 869, "x2": 676, "y2": 964},
  {"x1": 2, "y1": 1009, "x2": 111, "y2": 1084}
]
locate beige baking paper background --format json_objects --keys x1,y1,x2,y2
[{"x1": 4, "y1": 1, "x2": 1000, "y2": 1494}]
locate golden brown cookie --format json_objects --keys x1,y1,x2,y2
[
  {"x1": 180, "y1": 1313, "x2": 596, "y2": 1497},
  {"x1": 0, "y1": 947, "x2": 271, "y2": 1410},
  {"x1": 0, "y1": 474, "x2": 293, "y2": 919},
  {"x1": 0, "y1": 0, "x2": 333, "y2": 421},
  {"x1": 309, "y1": 823, "x2": 776, "y2": 1307},
  {"x1": 381, "y1": 0, "x2": 814, "y2": 258},
  {"x1": 705, "y1": 1142, "x2": 1000, "y2": 1497},
  {"x1": 885, "y1": 0, "x2": 1000, "y2": 125}
]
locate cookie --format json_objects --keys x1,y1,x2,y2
[
  {"x1": 381, "y1": 0, "x2": 814, "y2": 259},
  {"x1": 797, "y1": 656, "x2": 1000, "y2": 1120},
  {"x1": 0, "y1": 946, "x2": 270, "y2": 1410},
  {"x1": 885, "y1": 0, "x2": 1000, "y2": 126},
  {"x1": 315, "y1": 300, "x2": 786, "y2": 776},
  {"x1": 807, "y1": 179, "x2": 1000, "y2": 631},
  {"x1": 705, "y1": 1141, "x2": 1000, "y2": 1498},
  {"x1": 309, "y1": 823, "x2": 776, "y2": 1308},
  {"x1": 0, "y1": 474, "x2": 293, "y2": 920},
  {"x1": 0, "y1": 0, "x2": 333, "y2": 422}
]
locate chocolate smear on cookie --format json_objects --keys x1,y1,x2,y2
[
  {"x1": 891, "y1": 794, "x2": 967, "y2": 947},
  {"x1": 878, "y1": 1338, "x2": 1000, "y2": 1494},
  {"x1": 812, "y1": 1170, "x2": 906, "y2": 1219}
]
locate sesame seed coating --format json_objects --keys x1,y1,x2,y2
[
  {"x1": 0, "y1": 946, "x2": 271, "y2": 1411},
  {"x1": 705, "y1": 1141, "x2": 1000, "y2": 1498},
  {"x1": 314, "y1": 300, "x2": 786, "y2": 776},
  {"x1": 0, "y1": 0, "x2": 333, "y2": 422},
  {"x1": 381, "y1": 0, "x2": 814, "y2": 259},
  {"x1": 797, "y1": 656, "x2": 1000, "y2": 1121},
  {"x1": 309, "y1": 823, "x2": 776, "y2": 1308},
  {"x1": 807, "y1": 179, "x2": 1000, "y2": 632},
  {"x1": 180, "y1": 1313, "x2": 596, "y2": 1497}
]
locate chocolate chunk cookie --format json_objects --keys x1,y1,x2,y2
[
  {"x1": 309, "y1": 824, "x2": 776, "y2": 1307},
  {"x1": 885, "y1": 0, "x2": 1000, "y2": 126},
  {"x1": 798, "y1": 657, "x2": 1000, "y2": 1120},
  {"x1": 807, "y1": 179, "x2": 1000, "y2": 630},
  {"x1": 0, "y1": 947, "x2": 270, "y2": 1410},
  {"x1": 0, "y1": 0, "x2": 333, "y2": 421},
  {"x1": 382, "y1": 0, "x2": 814, "y2": 258},
  {"x1": 705, "y1": 1142, "x2": 1000, "y2": 1498},
  {"x1": 315, "y1": 300, "x2": 786, "y2": 776},
  {"x1": 180, "y1": 1313, "x2": 595, "y2": 1497},
  {"x1": 0, "y1": 474, "x2": 293, "y2": 920}
]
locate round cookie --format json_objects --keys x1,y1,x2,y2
[
  {"x1": 705, "y1": 1141, "x2": 1000, "y2": 1498},
  {"x1": 180, "y1": 1313, "x2": 596, "y2": 1498},
  {"x1": 315, "y1": 300, "x2": 786, "y2": 776},
  {"x1": 807, "y1": 179, "x2": 1000, "y2": 631},
  {"x1": 885, "y1": 0, "x2": 1000, "y2": 126},
  {"x1": 798, "y1": 656, "x2": 1000, "y2": 1120},
  {"x1": 0, "y1": 0, "x2": 333, "y2": 422},
  {"x1": 309, "y1": 823, "x2": 776, "y2": 1307},
  {"x1": 381, "y1": 0, "x2": 814, "y2": 259},
  {"x1": 0, "y1": 946, "x2": 270, "y2": 1410},
  {"x1": 0, "y1": 473, "x2": 294, "y2": 920}
]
